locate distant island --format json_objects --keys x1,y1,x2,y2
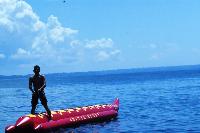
[
  {"x1": 46, "y1": 64, "x2": 200, "y2": 77},
  {"x1": 1, "y1": 64, "x2": 200, "y2": 77}
]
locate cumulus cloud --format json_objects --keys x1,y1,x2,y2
[
  {"x1": 0, "y1": 0, "x2": 40, "y2": 32},
  {"x1": 0, "y1": 0, "x2": 121, "y2": 71},
  {"x1": 97, "y1": 49, "x2": 121, "y2": 61},
  {"x1": 110, "y1": 49, "x2": 121, "y2": 56},
  {"x1": 85, "y1": 38, "x2": 113, "y2": 49},
  {"x1": 83, "y1": 38, "x2": 120, "y2": 62},
  {"x1": 97, "y1": 51, "x2": 110, "y2": 61},
  {"x1": 11, "y1": 48, "x2": 31, "y2": 59},
  {"x1": 47, "y1": 15, "x2": 78, "y2": 43}
]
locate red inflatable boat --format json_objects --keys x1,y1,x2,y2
[{"x1": 5, "y1": 98, "x2": 119, "y2": 133}]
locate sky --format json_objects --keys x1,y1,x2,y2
[{"x1": 0, "y1": 0, "x2": 200, "y2": 75}]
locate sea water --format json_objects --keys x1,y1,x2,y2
[{"x1": 1, "y1": 68, "x2": 200, "y2": 133}]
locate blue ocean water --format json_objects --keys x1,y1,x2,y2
[{"x1": 1, "y1": 67, "x2": 200, "y2": 133}]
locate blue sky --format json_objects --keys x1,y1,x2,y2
[{"x1": 0, "y1": 0, "x2": 200, "y2": 75}]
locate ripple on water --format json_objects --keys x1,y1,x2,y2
[{"x1": 2, "y1": 75, "x2": 200, "y2": 132}]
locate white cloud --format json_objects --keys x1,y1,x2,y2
[
  {"x1": 0, "y1": 0, "x2": 40, "y2": 32},
  {"x1": 11, "y1": 48, "x2": 31, "y2": 59},
  {"x1": 85, "y1": 38, "x2": 113, "y2": 49},
  {"x1": 84, "y1": 38, "x2": 121, "y2": 61},
  {"x1": 97, "y1": 49, "x2": 121, "y2": 61},
  {"x1": 70, "y1": 40, "x2": 81, "y2": 47},
  {"x1": 0, "y1": 0, "x2": 121, "y2": 71},
  {"x1": 33, "y1": 20, "x2": 45, "y2": 31},
  {"x1": 0, "y1": 53, "x2": 5, "y2": 59},
  {"x1": 97, "y1": 51, "x2": 110, "y2": 61},
  {"x1": 0, "y1": 0, "x2": 78, "y2": 60},
  {"x1": 47, "y1": 15, "x2": 78, "y2": 43},
  {"x1": 110, "y1": 49, "x2": 121, "y2": 56}
]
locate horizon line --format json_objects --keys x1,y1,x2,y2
[{"x1": 1, "y1": 64, "x2": 200, "y2": 77}]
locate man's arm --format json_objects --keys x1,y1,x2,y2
[
  {"x1": 29, "y1": 77, "x2": 34, "y2": 93},
  {"x1": 38, "y1": 75, "x2": 46, "y2": 92}
]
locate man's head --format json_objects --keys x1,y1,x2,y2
[{"x1": 33, "y1": 65, "x2": 40, "y2": 74}]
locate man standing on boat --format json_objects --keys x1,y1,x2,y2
[{"x1": 29, "y1": 65, "x2": 51, "y2": 120}]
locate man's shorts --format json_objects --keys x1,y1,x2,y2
[{"x1": 31, "y1": 91, "x2": 48, "y2": 106}]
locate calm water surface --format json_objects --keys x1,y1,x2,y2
[{"x1": 1, "y1": 70, "x2": 200, "y2": 133}]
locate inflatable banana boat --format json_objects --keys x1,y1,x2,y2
[{"x1": 5, "y1": 98, "x2": 119, "y2": 133}]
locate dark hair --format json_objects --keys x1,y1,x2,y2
[{"x1": 34, "y1": 65, "x2": 40, "y2": 71}]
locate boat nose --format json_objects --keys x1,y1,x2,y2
[
  {"x1": 16, "y1": 117, "x2": 31, "y2": 128},
  {"x1": 113, "y1": 98, "x2": 119, "y2": 111},
  {"x1": 5, "y1": 125, "x2": 15, "y2": 133}
]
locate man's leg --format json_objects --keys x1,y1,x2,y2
[
  {"x1": 39, "y1": 92, "x2": 51, "y2": 119},
  {"x1": 31, "y1": 93, "x2": 38, "y2": 114},
  {"x1": 44, "y1": 104, "x2": 51, "y2": 118},
  {"x1": 31, "y1": 105, "x2": 37, "y2": 114}
]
